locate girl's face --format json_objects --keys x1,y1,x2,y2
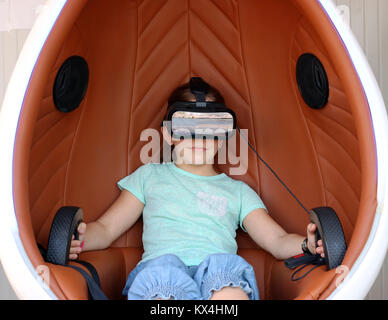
[
  {"x1": 162, "y1": 95, "x2": 225, "y2": 165},
  {"x1": 171, "y1": 136, "x2": 224, "y2": 165}
]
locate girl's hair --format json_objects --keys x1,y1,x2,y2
[
  {"x1": 167, "y1": 81, "x2": 225, "y2": 105},
  {"x1": 160, "y1": 80, "x2": 225, "y2": 163}
]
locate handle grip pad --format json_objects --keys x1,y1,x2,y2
[
  {"x1": 309, "y1": 207, "x2": 347, "y2": 270},
  {"x1": 46, "y1": 206, "x2": 84, "y2": 265}
]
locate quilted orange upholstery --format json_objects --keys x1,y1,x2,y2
[
  {"x1": 290, "y1": 18, "x2": 360, "y2": 244},
  {"x1": 13, "y1": 0, "x2": 377, "y2": 300}
]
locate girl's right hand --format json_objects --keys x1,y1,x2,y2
[{"x1": 69, "y1": 222, "x2": 87, "y2": 260}]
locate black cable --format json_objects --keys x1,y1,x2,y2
[
  {"x1": 236, "y1": 124, "x2": 311, "y2": 216},
  {"x1": 291, "y1": 263, "x2": 322, "y2": 281},
  {"x1": 235, "y1": 124, "x2": 328, "y2": 281}
]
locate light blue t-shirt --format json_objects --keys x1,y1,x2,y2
[{"x1": 117, "y1": 161, "x2": 268, "y2": 266}]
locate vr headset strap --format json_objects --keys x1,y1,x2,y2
[{"x1": 189, "y1": 77, "x2": 209, "y2": 107}]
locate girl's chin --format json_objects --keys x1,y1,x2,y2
[
  {"x1": 173, "y1": 148, "x2": 216, "y2": 164},
  {"x1": 175, "y1": 156, "x2": 215, "y2": 165}
]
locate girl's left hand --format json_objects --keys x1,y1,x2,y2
[{"x1": 306, "y1": 223, "x2": 325, "y2": 258}]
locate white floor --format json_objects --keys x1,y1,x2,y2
[{"x1": 0, "y1": 262, "x2": 17, "y2": 299}]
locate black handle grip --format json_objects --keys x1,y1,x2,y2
[
  {"x1": 46, "y1": 206, "x2": 84, "y2": 265},
  {"x1": 309, "y1": 207, "x2": 347, "y2": 270}
]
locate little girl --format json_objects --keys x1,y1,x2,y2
[{"x1": 69, "y1": 80, "x2": 324, "y2": 300}]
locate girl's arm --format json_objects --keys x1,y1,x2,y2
[
  {"x1": 69, "y1": 190, "x2": 144, "y2": 259},
  {"x1": 242, "y1": 209, "x2": 324, "y2": 260}
]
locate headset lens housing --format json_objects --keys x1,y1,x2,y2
[{"x1": 163, "y1": 102, "x2": 236, "y2": 140}]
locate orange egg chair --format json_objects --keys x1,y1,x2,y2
[{"x1": 1, "y1": 0, "x2": 388, "y2": 300}]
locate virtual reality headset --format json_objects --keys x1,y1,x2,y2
[{"x1": 161, "y1": 77, "x2": 236, "y2": 140}]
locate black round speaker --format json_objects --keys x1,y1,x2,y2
[
  {"x1": 296, "y1": 53, "x2": 329, "y2": 109},
  {"x1": 53, "y1": 56, "x2": 89, "y2": 112}
]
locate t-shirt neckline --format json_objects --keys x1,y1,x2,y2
[{"x1": 167, "y1": 161, "x2": 226, "y2": 180}]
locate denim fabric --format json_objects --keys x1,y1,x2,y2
[{"x1": 123, "y1": 253, "x2": 260, "y2": 300}]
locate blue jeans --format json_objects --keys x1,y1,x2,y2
[{"x1": 122, "y1": 253, "x2": 260, "y2": 300}]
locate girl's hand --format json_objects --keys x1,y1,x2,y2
[
  {"x1": 69, "y1": 222, "x2": 87, "y2": 260},
  {"x1": 306, "y1": 223, "x2": 325, "y2": 258}
]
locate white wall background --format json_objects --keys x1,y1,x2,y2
[
  {"x1": 333, "y1": 0, "x2": 388, "y2": 300},
  {"x1": 0, "y1": 0, "x2": 43, "y2": 300},
  {"x1": 0, "y1": 0, "x2": 387, "y2": 300}
]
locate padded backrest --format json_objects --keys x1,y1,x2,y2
[
  {"x1": 29, "y1": 0, "x2": 263, "y2": 249},
  {"x1": 24, "y1": 0, "x2": 374, "y2": 267},
  {"x1": 290, "y1": 17, "x2": 360, "y2": 242}
]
